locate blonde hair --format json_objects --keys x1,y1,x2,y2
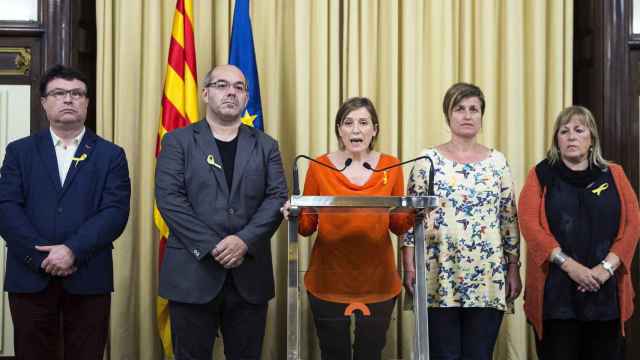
[{"x1": 546, "y1": 105, "x2": 608, "y2": 169}]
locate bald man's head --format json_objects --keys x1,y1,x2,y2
[
  {"x1": 202, "y1": 64, "x2": 249, "y2": 123},
  {"x1": 204, "y1": 65, "x2": 247, "y2": 88}
]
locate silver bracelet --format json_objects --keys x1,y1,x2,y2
[
  {"x1": 551, "y1": 251, "x2": 567, "y2": 266},
  {"x1": 601, "y1": 260, "x2": 615, "y2": 276}
]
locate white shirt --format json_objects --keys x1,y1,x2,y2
[{"x1": 50, "y1": 127, "x2": 86, "y2": 185}]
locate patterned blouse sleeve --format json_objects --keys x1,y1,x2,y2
[
  {"x1": 403, "y1": 152, "x2": 430, "y2": 247},
  {"x1": 499, "y1": 157, "x2": 520, "y2": 258}
]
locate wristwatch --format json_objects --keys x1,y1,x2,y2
[
  {"x1": 601, "y1": 260, "x2": 615, "y2": 276},
  {"x1": 551, "y1": 251, "x2": 567, "y2": 266}
]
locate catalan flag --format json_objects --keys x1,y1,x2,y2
[
  {"x1": 154, "y1": 0, "x2": 198, "y2": 357},
  {"x1": 229, "y1": 0, "x2": 264, "y2": 130}
]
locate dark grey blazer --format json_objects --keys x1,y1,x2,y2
[{"x1": 155, "y1": 120, "x2": 288, "y2": 304}]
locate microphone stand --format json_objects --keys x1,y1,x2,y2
[
  {"x1": 363, "y1": 155, "x2": 435, "y2": 196},
  {"x1": 292, "y1": 155, "x2": 352, "y2": 195}
]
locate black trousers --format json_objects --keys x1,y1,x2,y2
[
  {"x1": 169, "y1": 276, "x2": 268, "y2": 360},
  {"x1": 8, "y1": 278, "x2": 111, "y2": 360},
  {"x1": 308, "y1": 292, "x2": 397, "y2": 360},
  {"x1": 428, "y1": 307, "x2": 504, "y2": 360},
  {"x1": 535, "y1": 319, "x2": 623, "y2": 360}
]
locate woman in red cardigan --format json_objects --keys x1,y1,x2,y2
[{"x1": 518, "y1": 105, "x2": 640, "y2": 360}]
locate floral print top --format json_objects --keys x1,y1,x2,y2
[{"x1": 404, "y1": 148, "x2": 520, "y2": 311}]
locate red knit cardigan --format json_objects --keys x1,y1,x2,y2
[{"x1": 518, "y1": 163, "x2": 640, "y2": 339}]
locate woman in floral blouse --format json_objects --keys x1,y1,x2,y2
[{"x1": 402, "y1": 82, "x2": 521, "y2": 360}]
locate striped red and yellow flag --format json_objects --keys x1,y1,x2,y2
[{"x1": 154, "y1": 0, "x2": 198, "y2": 357}]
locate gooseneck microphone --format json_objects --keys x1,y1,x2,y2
[
  {"x1": 292, "y1": 156, "x2": 352, "y2": 195},
  {"x1": 363, "y1": 155, "x2": 435, "y2": 196}
]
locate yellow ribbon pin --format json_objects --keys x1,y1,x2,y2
[
  {"x1": 591, "y1": 182, "x2": 609, "y2": 196},
  {"x1": 206, "y1": 154, "x2": 222, "y2": 169},
  {"x1": 71, "y1": 153, "x2": 87, "y2": 167},
  {"x1": 383, "y1": 170, "x2": 388, "y2": 185}
]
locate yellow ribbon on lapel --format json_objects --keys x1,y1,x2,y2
[
  {"x1": 591, "y1": 182, "x2": 609, "y2": 196},
  {"x1": 71, "y1": 153, "x2": 87, "y2": 167},
  {"x1": 206, "y1": 154, "x2": 222, "y2": 169},
  {"x1": 383, "y1": 170, "x2": 388, "y2": 185}
]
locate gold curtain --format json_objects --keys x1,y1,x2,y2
[{"x1": 96, "y1": 0, "x2": 573, "y2": 359}]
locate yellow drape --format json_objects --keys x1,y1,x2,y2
[{"x1": 96, "y1": 1, "x2": 572, "y2": 359}]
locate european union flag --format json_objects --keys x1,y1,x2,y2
[{"x1": 229, "y1": 0, "x2": 263, "y2": 130}]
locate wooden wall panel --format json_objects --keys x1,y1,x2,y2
[
  {"x1": 574, "y1": 1, "x2": 639, "y2": 359},
  {"x1": 0, "y1": 0, "x2": 96, "y2": 133}
]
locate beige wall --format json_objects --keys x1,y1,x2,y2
[{"x1": 0, "y1": 84, "x2": 31, "y2": 357}]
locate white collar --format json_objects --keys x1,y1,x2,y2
[{"x1": 50, "y1": 127, "x2": 86, "y2": 146}]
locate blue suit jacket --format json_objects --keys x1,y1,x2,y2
[{"x1": 0, "y1": 129, "x2": 130, "y2": 294}]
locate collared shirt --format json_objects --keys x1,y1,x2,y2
[{"x1": 50, "y1": 127, "x2": 85, "y2": 185}]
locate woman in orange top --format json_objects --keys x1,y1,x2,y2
[
  {"x1": 518, "y1": 106, "x2": 640, "y2": 360},
  {"x1": 283, "y1": 97, "x2": 412, "y2": 360}
]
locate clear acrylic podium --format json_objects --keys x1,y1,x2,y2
[{"x1": 286, "y1": 195, "x2": 439, "y2": 360}]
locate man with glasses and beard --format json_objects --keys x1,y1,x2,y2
[{"x1": 155, "y1": 64, "x2": 288, "y2": 359}]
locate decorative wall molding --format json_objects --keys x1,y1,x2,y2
[{"x1": 0, "y1": 47, "x2": 31, "y2": 75}]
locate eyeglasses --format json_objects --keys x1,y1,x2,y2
[
  {"x1": 205, "y1": 80, "x2": 247, "y2": 92},
  {"x1": 46, "y1": 89, "x2": 88, "y2": 100}
]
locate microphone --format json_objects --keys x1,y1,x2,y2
[
  {"x1": 363, "y1": 155, "x2": 435, "y2": 196},
  {"x1": 293, "y1": 155, "x2": 352, "y2": 195}
]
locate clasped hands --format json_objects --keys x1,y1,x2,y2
[
  {"x1": 35, "y1": 244, "x2": 76, "y2": 277},
  {"x1": 561, "y1": 259, "x2": 613, "y2": 293},
  {"x1": 211, "y1": 234, "x2": 248, "y2": 269}
]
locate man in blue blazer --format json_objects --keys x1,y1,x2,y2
[
  {"x1": 0, "y1": 65, "x2": 131, "y2": 359},
  {"x1": 155, "y1": 64, "x2": 288, "y2": 359}
]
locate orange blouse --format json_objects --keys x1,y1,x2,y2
[{"x1": 299, "y1": 154, "x2": 414, "y2": 304}]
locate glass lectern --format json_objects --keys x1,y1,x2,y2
[{"x1": 286, "y1": 195, "x2": 439, "y2": 360}]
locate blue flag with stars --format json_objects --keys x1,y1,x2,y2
[{"x1": 229, "y1": 0, "x2": 263, "y2": 130}]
